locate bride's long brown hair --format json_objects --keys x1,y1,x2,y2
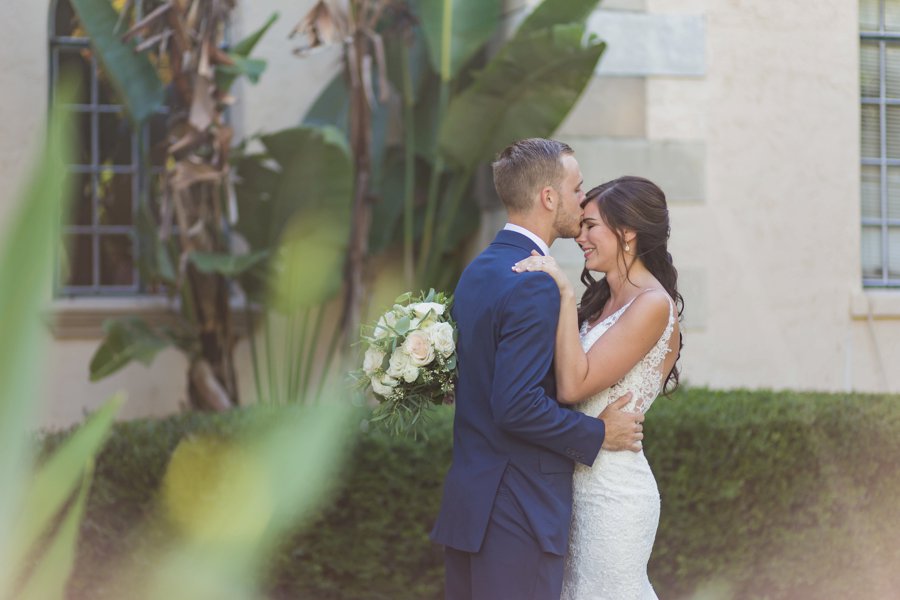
[{"x1": 577, "y1": 176, "x2": 684, "y2": 394}]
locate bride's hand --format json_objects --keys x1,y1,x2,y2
[{"x1": 512, "y1": 250, "x2": 573, "y2": 296}]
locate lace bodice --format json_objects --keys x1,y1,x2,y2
[{"x1": 576, "y1": 293, "x2": 676, "y2": 416}]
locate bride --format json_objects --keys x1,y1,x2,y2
[{"x1": 513, "y1": 175, "x2": 683, "y2": 599}]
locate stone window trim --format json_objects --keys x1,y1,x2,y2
[
  {"x1": 850, "y1": 289, "x2": 900, "y2": 320},
  {"x1": 47, "y1": 297, "x2": 254, "y2": 340}
]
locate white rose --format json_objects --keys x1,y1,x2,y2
[
  {"x1": 402, "y1": 330, "x2": 435, "y2": 366},
  {"x1": 427, "y1": 322, "x2": 455, "y2": 358},
  {"x1": 401, "y1": 362, "x2": 420, "y2": 383},
  {"x1": 373, "y1": 310, "x2": 399, "y2": 339},
  {"x1": 409, "y1": 302, "x2": 445, "y2": 319},
  {"x1": 362, "y1": 347, "x2": 385, "y2": 375},
  {"x1": 387, "y1": 347, "x2": 412, "y2": 379},
  {"x1": 370, "y1": 373, "x2": 398, "y2": 398}
]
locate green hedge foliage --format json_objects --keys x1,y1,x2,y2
[{"x1": 41, "y1": 389, "x2": 900, "y2": 599}]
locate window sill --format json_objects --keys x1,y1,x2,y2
[
  {"x1": 47, "y1": 297, "x2": 254, "y2": 340},
  {"x1": 850, "y1": 290, "x2": 900, "y2": 320}
]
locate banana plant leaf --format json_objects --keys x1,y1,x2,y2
[
  {"x1": 216, "y1": 12, "x2": 279, "y2": 92},
  {"x1": 438, "y1": 24, "x2": 605, "y2": 169},
  {"x1": 259, "y1": 125, "x2": 353, "y2": 234},
  {"x1": 189, "y1": 250, "x2": 269, "y2": 277},
  {"x1": 12, "y1": 395, "x2": 124, "y2": 587},
  {"x1": 89, "y1": 317, "x2": 172, "y2": 382},
  {"x1": 143, "y1": 401, "x2": 354, "y2": 599},
  {"x1": 135, "y1": 199, "x2": 177, "y2": 287},
  {"x1": 0, "y1": 83, "x2": 73, "y2": 590},
  {"x1": 233, "y1": 125, "x2": 353, "y2": 309},
  {"x1": 68, "y1": 0, "x2": 165, "y2": 124},
  {"x1": 413, "y1": 0, "x2": 503, "y2": 81},
  {"x1": 302, "y1": 71, "x2": 393, "y2": 185},
  {"x1": 517, "y1": 0, "x2": 601, "y2": 35},
  {"x1": 15, "y1": 467, "x2": 93, "y2": 600}
]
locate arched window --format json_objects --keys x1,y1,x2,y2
[{"x1": 49, "y1": 0, "x2": 166, "y2": 296}]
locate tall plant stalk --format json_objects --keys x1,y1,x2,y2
[{"x1": 401, "y1": 43, "x2": 416, "y2": 288}]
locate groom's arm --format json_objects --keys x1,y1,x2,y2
[{"x1": 490, "y1": 273, "x2": 605, "y2": 466}]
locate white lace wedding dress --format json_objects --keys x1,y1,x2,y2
[{"x1": 560, "y1": 295, "x2": 676, "y2": 600}]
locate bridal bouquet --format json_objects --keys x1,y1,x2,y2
[{"x1": 357, "y1": 289, "x2": 457, "y2": 435}]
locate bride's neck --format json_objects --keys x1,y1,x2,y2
[{"x1": 604, "y1": 260, "x2": 651, "y2": 305}]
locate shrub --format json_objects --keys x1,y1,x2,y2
[
  {"x1": 644, "y1": 389, "x2": 900, "y2": 599},
  {"x1": 41, "y1": 390, "x2": 900, "y2": 599}
]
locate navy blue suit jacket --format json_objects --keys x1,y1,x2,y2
[{"x1": 431, "y1": 230, "x2": 606, "y2": 556}]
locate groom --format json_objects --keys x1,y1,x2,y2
[{"x1": 431, "y1": 138, "x2": 645, "y2": 600}]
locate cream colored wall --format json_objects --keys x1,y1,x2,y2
[
  {"x1": 644, "y1": 0, "x2": 900, "y2": 392},
  {"x1": 0, "y1": 2, "x2": 48, "y2": 230},
  {"x1": 1, "y1": 1, "x2": 896, "y2": 430},
  {"x1": 552, "y1": 0, "x2": 900, "y2": 392}
]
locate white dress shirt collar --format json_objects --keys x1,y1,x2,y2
[{"x1": 503, "y1": 223, "x2": 550, "y2": 257}]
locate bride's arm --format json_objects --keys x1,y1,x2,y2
[{"x1": 513, "y1": 253, "x2": 671, "y2": 404}]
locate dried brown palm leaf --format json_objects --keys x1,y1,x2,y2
[
  {"x1": 291, "y1": 0, "x2": 350, "y2": 52},
  {"x1": 121, "y1": 1, "x2": 172, "y2": 42},
  {"x1": 171, "y1": 161, "x2": 223, "y2": 191}
]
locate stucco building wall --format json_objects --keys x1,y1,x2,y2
[{"x1": 0, "y1": 0, "x2": 897, "y2": 428}]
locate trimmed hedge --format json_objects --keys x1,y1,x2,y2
[{"x1": 42, "y1": 389, "x2": 900, "y2": 599}]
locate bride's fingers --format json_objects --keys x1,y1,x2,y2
[{"x1": 511, "y1": 257, "x2": 547, "y2": 272}]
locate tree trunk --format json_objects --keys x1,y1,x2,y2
[{"x1": 341, "y1": 31, "x2": 374, "y2": 345}]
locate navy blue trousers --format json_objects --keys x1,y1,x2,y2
[{"x1": 444, "y1": 482, "x2": 565, "y2": 600}]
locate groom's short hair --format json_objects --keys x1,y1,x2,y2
[{"x1": 492, "y1": 138, "x2": 574, "y2": 214}]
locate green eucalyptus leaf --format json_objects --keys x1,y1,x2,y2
[{"x1": 393, "y1": 315, "x2": 412, "y2": 336}]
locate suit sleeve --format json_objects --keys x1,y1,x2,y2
[{"x1": 490, "y1": 273, "x2": 606, "y2": 465}]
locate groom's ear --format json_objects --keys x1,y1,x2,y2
[{"x1": 539, "y1": 186, "x2": 555, "y2": 211}]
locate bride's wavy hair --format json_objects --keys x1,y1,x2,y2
[{"x1": 577, "y1": 176, "x2": 684, "y2": 394}]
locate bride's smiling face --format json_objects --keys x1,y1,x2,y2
[{"x1": 576, "y1": 202, "x2": 622, "y2": 273}]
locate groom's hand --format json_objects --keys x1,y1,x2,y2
[{"x1": 598, "y1": 393, "x2": 644, "y2": 452}]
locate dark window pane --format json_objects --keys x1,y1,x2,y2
[
  {"x1": 72, "y1": 110, "x2": 93, "y2": 165},
  {"x1": 55, "y1": 48, "x2": 91, "y2": 105},
  {"x1": 68, "y1": 171, "x2": 93, "y2": 227},
  {"x1": 99, "y1": 234, "x2": 135, "y2": 286},
  {"x1": 99, "y1": 111, "x2": 134, "y2": 166},
  {"x1": 64, "y1": 234, "x2": 94, "y2": 287},
  {"x1": 54, "y1": 0, "x2": 81, "y2": 38},
  {"x1": 148, "y1": 112, "x2": 169, "y2": 167},
  {"x1": 97, "y1": 172, "x2": 134, "y2": 226}
]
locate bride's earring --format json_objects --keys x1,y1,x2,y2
[{"x1": 625, "y1": 243, "x2": 631, "y2": 252}]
